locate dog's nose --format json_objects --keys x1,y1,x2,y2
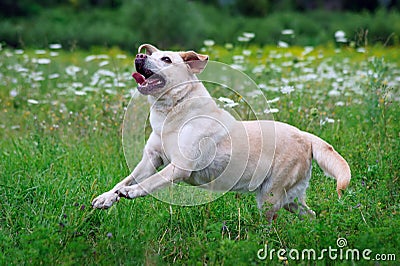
[
  {"x1": 135, "y1": 53, "x2": 147, "y2": 67},
  {"x1": 136, "y1": 53, "x2": 147, "y2": 59},
  {"x1": 135, "y1": 53, "x2": 149, "y2": 76}
]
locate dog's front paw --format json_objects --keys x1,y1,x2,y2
[
  {"x1": 116, "y1": 185, "x2": 145, "y2": 199},
  {"x1": 92, "y1": 191, "x2": 120, "y2": 209}
]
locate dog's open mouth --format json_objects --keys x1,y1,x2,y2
[{"x1": 132, "y1": 71, "x2": 166, "y2": 95}]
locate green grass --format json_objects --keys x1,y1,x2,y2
[{"x1": 0, "y1": 43, "x2": 399, "y2": 265}]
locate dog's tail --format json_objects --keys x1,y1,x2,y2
[{"x1": 304, "y1": 132, "x2": 351, "y2": 198}]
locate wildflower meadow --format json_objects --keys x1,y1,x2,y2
[{"x1": 1, "y1": 38, "x2": 399, "y2": 264}]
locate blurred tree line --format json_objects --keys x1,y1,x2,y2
[
  {"x1": 1, "y1": 0, "x2": 399, "y2": 49},
  {"x1": 207, "y1": 0, "x2": 400, "y2": 16},
  {"x1": 0, "y1": 0, "x2": 121, "y2": 17},
  {"x1": 1, "y1": 0, "x2": 399, "y2": 17}
]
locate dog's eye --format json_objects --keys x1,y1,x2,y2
[{"x1": 161, "y1": 56, "x2": 172, "y2": 64}]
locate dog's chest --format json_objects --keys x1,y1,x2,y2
[
  {"x1": 149, "y1": 110, "x2": 167, "y2": 136},
  {"x1": 186, "y1": 151, "x2": 231, "y2": 186}
]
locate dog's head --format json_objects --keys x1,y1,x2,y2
[{"x1": 132, "y1": 44, "x2": 208, "y2": 96}]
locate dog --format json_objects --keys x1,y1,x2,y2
[{"x1": 92, "y1": 44, "x2": 351, "y2": 221}]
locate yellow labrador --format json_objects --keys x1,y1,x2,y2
[{"x1": 92, "y1": 44, "x2": 351, "y2": 221}]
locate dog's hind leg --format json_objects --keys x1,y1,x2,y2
[
  {"x1": 282, "y1": 163, "x2": 315, "y2": 219},
  {"x1": 265, "y1": 204, "x2": 281, "y2": 222},
  {"x1": 283, "y1": 200, "x2": 316, "y2": 220},
  {"x1": 282, "y1": 179, "x2": 315, "y2": 220},
  {"x1": 256, "y1": 190, "x2": 283, "y2": 223}
]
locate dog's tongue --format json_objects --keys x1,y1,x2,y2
[{"x1": 132, "y1": 72, "x2": 145, "y2": 85}]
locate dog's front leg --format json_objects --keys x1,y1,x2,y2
[
  {"x1": 92, "y1": 147, "x2": 162, "y2": 209},
  {"x1": 116, "y1": 164, "x2": 191, "y2": 199}
]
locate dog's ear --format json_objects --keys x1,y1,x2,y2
[
  {"x1": 138, "y1": 44, "x2": 160, "y2": 55},
  {"x1": 179, "y1": 51, "x2": 209, "y2": 74}
]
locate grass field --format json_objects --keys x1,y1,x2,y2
[{"x1": 0, "y1": 43, "x2": 399, "y2": 265}]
